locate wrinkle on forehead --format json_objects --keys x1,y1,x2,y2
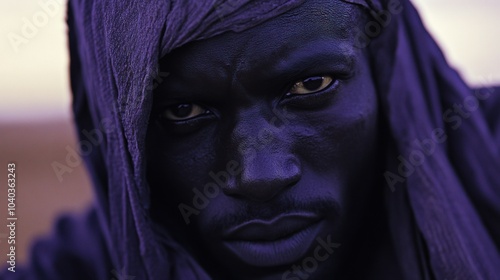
[
  {"x1": 156, "y1": 0, "x2": 370, "y2": 107},
  {"x1": 163, "y1": 0, "x2": 364, "y2": 71}
]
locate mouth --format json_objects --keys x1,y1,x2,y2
[{"x1": 222, "y1": 212, "x2": 324, "y2": 267}]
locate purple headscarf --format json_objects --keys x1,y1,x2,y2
[
  {"x1": 2, "y1": 0, "x2": 499, "y2": 279},
  {"x1": 67, "y1": 0, "x2": 309, "y2": 279},
  {"x1": 375, "y1": 2, "x2": 500, "y2": 279}
]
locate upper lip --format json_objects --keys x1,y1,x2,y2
[{"x1": 223, "y1": 212, "x2": 322, "y2": 242}]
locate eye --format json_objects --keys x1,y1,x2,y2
[
  {"x1": 288, "y1": 76, "x2": 334, "y2": 95},
  {"x1": 160, "y1": 103, "x2": 209, "y2": 121}
]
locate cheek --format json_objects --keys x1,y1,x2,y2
[
  {"x1": 289, "y1": 91, "x2": 379, "y2": 227},
  {"x1": 292, "y1": 85, "x2": 379, "y2": 179},
  {"x1": 147, "y1": 124, "x2": 220, "y2": 206}
]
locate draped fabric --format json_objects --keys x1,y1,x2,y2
[
  {"x1": 65, "y1": 1, "x2": 308, "y2": 279},
  {"x1": 379, "y1": 2, "x2": 500, "y2": 279},
  {"x1": 1, "y1": 0, "x2": 499, "y2": 279}
]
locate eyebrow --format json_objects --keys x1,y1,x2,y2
[
  {"x1": 267, "y1": 40, "x2": 357, "y2": 83},
  {"x1": 157, "y1": 40, "x2": 358, "y2": 102}
]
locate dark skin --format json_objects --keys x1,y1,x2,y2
[{"x1": 147, "y1": 0, "x2": 402, "y2": 279}]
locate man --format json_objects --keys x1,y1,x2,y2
[
  {"x1": 146, "y1": 1, "x2": 395, "y2": 279},
  {"x1": 2, "y1": 0, "x2": 499, "y2": 279}
]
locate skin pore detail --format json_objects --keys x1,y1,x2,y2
[
  {"x1": 4, "y1": 0, "x2": 496, "y2": 278},
  {"x1": 146, "y1": 1, "x2": 400, "y2": 279}
]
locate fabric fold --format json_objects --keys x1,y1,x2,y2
[{"x1": 58, "y1": 0, "x2": 500, "y2": 278}]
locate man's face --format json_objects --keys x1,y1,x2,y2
[{"x1": 147, "y1": 0, "x2": 378, "y2": 279}]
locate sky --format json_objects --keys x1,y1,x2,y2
[{"x1": 0, "y1": 0, "x2": 499, "y2": 122}]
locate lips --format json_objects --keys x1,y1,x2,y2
[{"x1": 222, "y1": 213, "x2": 324, "y2": 267}]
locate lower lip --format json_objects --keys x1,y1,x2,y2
[{"x1": 222, "y1": 220, "x2": 324, "y2": 267}]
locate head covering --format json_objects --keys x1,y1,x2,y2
[
  {"x1": 373, "y1": 2, "x2": 500, "y2": 279},
  {"x1": 61, "y1": 0, "x2": 500, "y2": 279},
  {"x1": 67, "y1": 1, "x2": 307, "y2": 278}
]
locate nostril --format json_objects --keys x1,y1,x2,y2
[
  {"x1": 284, "y1": 157, "x2": 302, "y2": 181},
  {"x1": 223, "y1": 154, "x2": 302, "y2": 202}
]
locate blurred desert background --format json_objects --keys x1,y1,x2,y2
[{"x1": 1, "y1": 0, "x2": 499, "y2": 267}]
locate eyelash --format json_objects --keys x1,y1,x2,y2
[
  {"x1": 156, "y1": 107, "x2": 216, "y2": 135},
  {"x1": 279, "y1": 76, "x2": 342, "y2": 108},
  {"x1": 157, "y1": 74, "x2": 345, "y2": 133}
]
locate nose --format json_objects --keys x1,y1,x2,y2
[{"x1": 222, "y1": 110, "x2": 302, "y2": 202}]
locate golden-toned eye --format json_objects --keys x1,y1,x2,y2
[
  {"x1": 161, "y1": 103, "x2": 208, "y2": 121},
  {"x1": 289, "y1": 76, "x2": 334, "y2": 95}
]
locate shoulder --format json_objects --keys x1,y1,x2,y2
[{"x1": 0, "y1": 207, "x2": 113, "y2": 280}]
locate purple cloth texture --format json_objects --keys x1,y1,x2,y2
[
  {"x1": 1, "y1": 0, "x2": 499, "y2": 279},
  {"x1": 379, "y1": 2, "x2": 500, "y2": 279},
  {"x1": 66, "y1": 1, "x2": 308, "y2": 279}
]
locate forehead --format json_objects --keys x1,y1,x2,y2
[{"x1": 162, "y1": 0, "x2": 363, "y2": 75}]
